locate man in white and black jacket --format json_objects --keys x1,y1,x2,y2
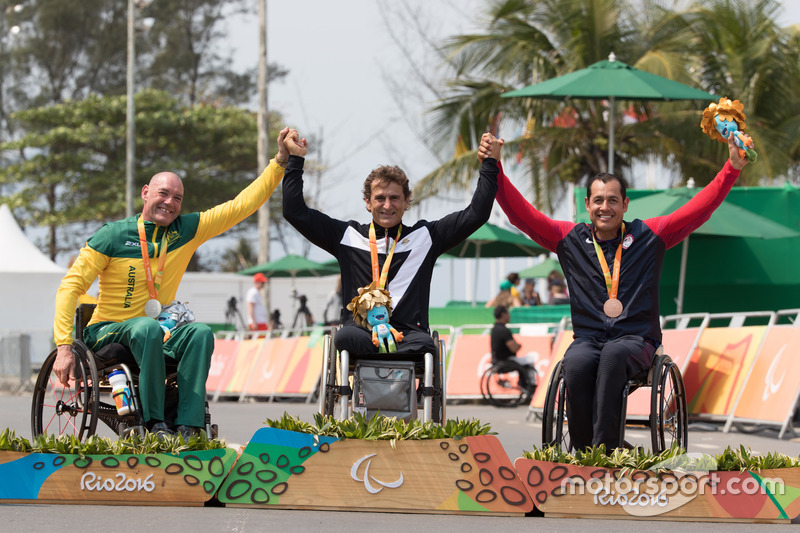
[{"x1": 282, "y1": 129, "x2": 501, "y2": 355}]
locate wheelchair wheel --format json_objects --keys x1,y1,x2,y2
[
  {"x1": 542, "y1": 360, "x2": 571, "y2": 451},
  {"x1": 650, "y1": 354, "x2": 688, "y2": 453},
  {"x1": 481, "y1": 359, "x2": 533, "y2": 408},
  {"x1": 32, "y1": 342, "x2": 99, "y2": 440}
]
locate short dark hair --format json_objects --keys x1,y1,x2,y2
[
  {"x1": 494, "y1": 305, "x2": 509, "y2": 319},
  {"x1": 507, "y1": 272, "x2": 520, "y2": 284},
  {"x1": 363, "y1": 165, "x2": 412, "y2": 202},
  {"x1": 586, "y1": 172, "x2": 628, "y2": 200}
]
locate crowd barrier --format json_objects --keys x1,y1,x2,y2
[{"x1": 208, "y1": 310, "x2": 800, "y2": 437}]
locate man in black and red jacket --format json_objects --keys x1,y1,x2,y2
[
  {"x1": 282, "y1": 129, "x2": 501, "y2": 355},
  {"x1": 480, "y1": 133, "x2": 749, "y2": 450}
]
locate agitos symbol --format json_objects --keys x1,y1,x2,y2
[{"x1": 350, "y1": 453, "x2": 404, "y2": 494}]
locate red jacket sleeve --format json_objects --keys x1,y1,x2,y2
[
  {"x1": 643, "y1": 161, "x2": 741, "y2": 249},
  {"x1": 495, "y1": 162, "x2": 574, "y2": 253}
]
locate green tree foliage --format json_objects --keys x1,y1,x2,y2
[
  {"x1": 417, "y1": 0, "x2": 800, "y2": 209},
  {"x1": 0, "y1": 89, "x2": 284, "y2": 259}
]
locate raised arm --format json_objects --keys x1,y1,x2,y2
[
  {"x1": 281, "y1": 129, "x2": 347, "y2": 255},
  {"x1": 644, "y1": 132, "x2": 747, "y2": 249},
  {"x1": 194, "y1": 128, "x2": 290, "y2": 242},
  {"x1": 482, "y1": 131, "x2": 573, "y2": 253},
  {"x1": 431, "y1": 133, "x2": 500, "y2": 254}
]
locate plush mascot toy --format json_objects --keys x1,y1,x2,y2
[
  {"x1": 347, "y1": 282, "x2": 404, "y2": 353},
  {"x1": 701, "y1": 97, "x2": 757, "y2": 162}
]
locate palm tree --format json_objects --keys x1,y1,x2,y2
[
  {"x1": 416, "y1": 0, "x2": 800, "y2": 209},
  {"x1": 674, "y1": 0, "x2": 800, "y2": 185}
]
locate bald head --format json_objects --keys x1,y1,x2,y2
[{"x1": 141, "y1": 172, "x2": 184, "y2": 226}]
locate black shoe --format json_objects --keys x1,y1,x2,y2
[
  {"x1": 148, "y1": 421, "x2": 175, "y2": 438},
  {"x1": 176, "y1": 425, "x2": 199, "y2": 440}
]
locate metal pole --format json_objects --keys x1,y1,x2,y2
[
  {"x1": 257, "y1": 0, "x2": 271, "y2": 311},
  {"x1": 608, "y1": 95, "x2": 615, "y2": 174},
  {"x1": 125, "y1": 0, "x2": 136, "y2": 217}
]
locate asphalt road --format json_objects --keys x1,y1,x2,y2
[{"x1": 1, "y1": 392, "x2": 798, "y2": 531}]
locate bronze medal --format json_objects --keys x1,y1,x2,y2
[{"x1": 604, "y1": 298, "x2": 623, "y2": 318}]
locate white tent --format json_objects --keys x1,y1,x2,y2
[{"x1": 0, "y1": 204, "x2": 65, "y2": 364}]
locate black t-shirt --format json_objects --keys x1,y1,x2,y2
[{"x1": 490, "y1": 322, "x2": 517, "y2": 363}]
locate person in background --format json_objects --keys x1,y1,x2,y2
[
  {"x1": 506, "y1": 272, "x2": 521, "y2": 300},
  {"x1": 548, "y1": 279, "x2": 570, "y2": 305},
  {"x1": 246, "y1": 273, "x2": 269, "y2": 331},
  {"x1": 485, "y1": 279, "x2": 523, "y2": 309},
  {"x1": 521, "y1": 278, "x2": 541, "y2": 306}
]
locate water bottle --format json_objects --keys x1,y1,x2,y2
[{"x1": 108, "y1": 370, "x2": 132, "y2": 415}]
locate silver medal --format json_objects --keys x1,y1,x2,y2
[{"x1": 144, "y1": 298, "x2": 162, "y2": 319}]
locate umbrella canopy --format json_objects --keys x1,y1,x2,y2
[
  {"x1": 442, "y1": 222, "x2": 547, "y2": 259},
  {"x1": 575, "y1": 188, "x2": 800, "y2": 313},
  {"x1": 518, "y1": 257, "x2": 563, "y2": 279},
  {"x1": 239, "y1": 254, "x2": 340, "y2": 279},
  {"x1": 501, "y1": 53, "x2": 716, "y2": 173}
]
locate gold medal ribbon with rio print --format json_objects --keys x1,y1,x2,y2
[
  {"x1": 137, "y1": 216, "x2": 169, "y2": 317},
  {"x1": 591, "y1": 222, "x2": 625, "y2": 318},
  {"x1": 369, "y1": 222, "x2": 401, "y2": 289}
]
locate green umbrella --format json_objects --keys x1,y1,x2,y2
[
  {"x1": 239, "y1": 254, "x2": 339, "y2": 280},
  {"x1": 575, "y1": 187, "x2": 800, "y2": 313},
  {"x1": 501, "y1": 53, "x2": 716, "y2": 173},
  {"x1": 442, "y1": 222, "x2": 547, "y2": 305},
  {"x1": 518, "y1": 257, "x2": 563, "y2": 279},
  {"x1": 442, "y1": 222, "x2": 547, "y2": 259}
]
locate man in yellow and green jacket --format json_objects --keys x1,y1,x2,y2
[{"x1": 53, "y1": 128, "x2": 289, "y2": 436}]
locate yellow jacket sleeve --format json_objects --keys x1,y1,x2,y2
[
  {"x1": 53, "y1": 246, "x2": 109, "y2": 346},
  {"x1": 195, "y1": 159, "x2": 285, "y2": 242}
]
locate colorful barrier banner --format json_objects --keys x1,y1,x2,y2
[
  {"x1": 729, "y1": 326, "x2": 800, "y2": 425},
  {"x1": 446, "y1": 334, "x2": 492, "y2": 397},
  {"x1": 529, "y1": 331, "x2": 572, "y2": 409},
  {"x1": 207, "y1": 339, "x2": 241, "y2": 394},
  {"x1": 683, "y1": 326, "x2": 766, "y2": 417},
  {"x1": 446, "y1": 333, "x2": 552, "y2": 398},
  {"x1": 275, "y1": 331, "x2": 326, "y2": 396},
  {"x1": 241, "y1": 338, "x2": 296, "y2": 397},
  {"x1": 222, "y1": 338, "x2": 268, "y2": 396},
  {"x1": 626, "y1": 328, "x2": 702, "y2": 417}
]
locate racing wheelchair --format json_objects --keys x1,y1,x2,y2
[
  {"x1": 319, "y1": 327, "x2": 447, "y2": 423},
  {"x1": 480, "y1": 357, "x2": 537, "y2": 408},
  {"x1": 31, "y1": 303, "x2": 216, "y2": 440},
  {"x1": 542, "y1": 345, "x2": 688, "y2": 453}
]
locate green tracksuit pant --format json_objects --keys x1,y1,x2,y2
[{"x1": 84, "y1": 318, "x2": 214, "y2": 427}]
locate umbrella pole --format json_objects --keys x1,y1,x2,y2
[
  {"x1": 676, "y1": 237, "x2": 689, "y2": 314},
  {"x1": 608, "y1": 96, "x2": 616, "y2": 174}
]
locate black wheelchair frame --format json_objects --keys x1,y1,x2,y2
[
  {"x1": 319, "y1": 327, "x2": 447, "y2": 423},
  {"x1": 31, "y1": 303, "x2": 215, "y2": 440},
  {"x1": 542, "y1": 347, "x2": 688, "y2": 453}
]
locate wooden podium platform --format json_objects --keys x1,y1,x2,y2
[
  {"x1": 515, "y1": 458, "x2": 800, "y2": 522},
  {"x1": 0, "y1": 448, "x2": 237, "y2": 505},
  {"x1": 218, "y1": 427, "x2": 533, "y2": 515}
]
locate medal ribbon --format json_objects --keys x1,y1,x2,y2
[
  {"x1": 368, "y1": 222, "x2": 402, "y2": 289},
  {"x1": 591, "y1": 222, "x2": 625, "y2": 300},
  {"x1": 137, "y1": 216, "x2": 169, "y2": 301}
]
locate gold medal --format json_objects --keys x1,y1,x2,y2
[
  {"x1": 603, "y1": 298, "x2": 623, "y2": 318},
  {"x1": 144, "y1": 299, "x2": 162, "y2": 319}
]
